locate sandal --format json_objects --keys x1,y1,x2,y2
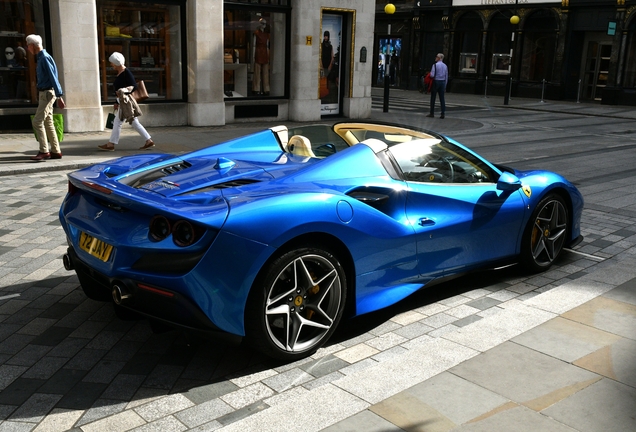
[
  {"x1": 140, "y1": 139, "x2": 155, "y2": 150},
  {"x1": 98, "y1": 143, "x2": 115, "y2": 151}
]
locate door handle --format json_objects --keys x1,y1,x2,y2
[{"x1": 419, "y1": 218, "x2": 435, "y2": 226}]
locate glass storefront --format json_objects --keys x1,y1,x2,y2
[
  {"x1": 0, "y1": 0, "x2": 46, "y2": 106},
  {"x1": 223, "y1": 4, "x2": 288, "y2": 99},
  {"x1": 97, "y1": 0, "x2": 184, "y2": 103},
  {"x1": 518, "y1": 10, "x2": 557, "y2": 82}
]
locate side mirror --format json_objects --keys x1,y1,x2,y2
[{"x1": 496, "y1": 171, "x2": 522, "y2": 191}]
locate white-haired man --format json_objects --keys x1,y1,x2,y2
[
  {"x1": 426, "y1": 53, "x2": 448, "y2": 119},
  {"x1": 26, "y1": 34, "x2": 65, "y2": 161}
]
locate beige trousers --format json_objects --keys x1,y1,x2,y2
[
  {"x1": 253, "y1": 63, "x2": 270, "y2": 93},
  {"x1": 32, "y1": 89, "x2": 60, "y2": 154}
]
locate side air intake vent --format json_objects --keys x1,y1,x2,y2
[{"x1": 214, "y1": 179, "x2": 260, "y2": 189}]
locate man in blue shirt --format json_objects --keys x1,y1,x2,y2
[
  {"x1": 26, "y1": 34, "x2": 65, "y2": 161},
  {"x1": 426, "y1": 53, "x2": 448, "y2": 119}
]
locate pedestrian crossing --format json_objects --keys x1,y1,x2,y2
[{"x1": 371, "y1": 90, "x2": 484, "y2": 113}]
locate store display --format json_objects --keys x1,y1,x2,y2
[{"x1": 99, "y1": 6, "x2": 170, "y2": 101}]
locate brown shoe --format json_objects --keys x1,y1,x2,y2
[
  {"x1": 139, "y1": 139, "x2": 155, "y2": 150},
  {"x1": 50, "y1": 152, "x2": 63, "y2": 159},
  {"x1": 98, "y1": 143, "x2": 115, "y2": 151},
  {"x1": 30, "y1": 152, "x2": 50, "y2": 161}
]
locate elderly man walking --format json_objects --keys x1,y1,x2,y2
[
  {"x1": 26, "y1": 34, "x2": 65, "y2": 161},
  {"x1": 426, "y1": 53, "x2": 448, "y2": 119}
]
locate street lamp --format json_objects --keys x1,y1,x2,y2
[
  {"x1": 504, "y1": 3, "x2": 520, "y2": 105},
  {"x1": 383, "y1": 3, "x2": 395, "y2": 112}
]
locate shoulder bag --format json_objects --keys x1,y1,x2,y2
[{"x1": 131, "y1": 80, "x2": 149, "y2": 103}]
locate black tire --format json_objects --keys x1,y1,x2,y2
[
  {"x1": 521, "y1": 194, "x2": 569, "y2": 272},
  {"x1": 245, "y1": 247, "x2": 347, "y2": 360}
]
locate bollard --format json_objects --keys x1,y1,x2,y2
[
  {"x1": 540, "y1": 79, "x2": 546, "y2": 103},
  {"x1": 508, "y1": 77, "x2": 513, "y2": 102},
  {"x1": 484, "y1": 76, "x2": 488, "y2": 98},
  {"x1": 577, "y1": 79, "x2": 582, "y2": 103}
]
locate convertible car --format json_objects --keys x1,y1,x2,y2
[{"x1": 59, "y1": 122, "x2": 583, "y2": 360}]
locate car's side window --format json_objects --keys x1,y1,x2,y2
[{"x1": 389, "y1": 140, "x2": 496, "y2": 184}]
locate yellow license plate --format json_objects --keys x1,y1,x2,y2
[{"x1": 79, "y1": 232, "x2": 114, "y2": 262}]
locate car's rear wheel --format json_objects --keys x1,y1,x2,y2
[
  {"x1": 245, "y1": 247, "x2": 346, "y2": 360},
  {"x1": 521, "y1": 194, "x2": 568, "y2": 272}
]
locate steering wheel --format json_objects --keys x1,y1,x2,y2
[{"x1": 423, "y1": 156, "x2": 454, "y2": 182}]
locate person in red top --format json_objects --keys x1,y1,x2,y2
[{"x1": 253, "y1": 18, "x2": 270, "y2": 95}]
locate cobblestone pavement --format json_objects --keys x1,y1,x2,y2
[{"x1": 1, "y1": 95, "x2": 635, "y2": 431}]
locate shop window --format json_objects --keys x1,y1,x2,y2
[
  {"x1": 519, "y1": 10, "x2": 557, "y2": 82},
  {"x1": 97, "y1": 0, "x2": 184, "y2": 102},
  {"x1": 487, "y1": 13, "x2": 514, "y2": 77},
  {"x1": 459, "y1": 53, "x2": 477, "y2": 73},
  {"x1": 223, "y1": 6, "x2": 288, "y2": 98},
  {"x1": 454, "y1": 12, "x2": 482, "y2": 75},
  {"x1": 0, "y1": 0, "x2": 46, "y2": 106}
]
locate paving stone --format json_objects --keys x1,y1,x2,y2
[
  {"x1": 300, "y1": 355, "x2": 350, "y2": 379},
  {"x1": 543, "y1": 378, "x2": 636, "y2": 432},
  {"x1": 55, "y1": 381, "x2": 108, "y2": 410},
  {"x1": 76, "y1": 399, "x2": 127, "y2": 427},
  {"x1": 0, "y1": 378, "x2": 46, "y2": 407},
  {"x1": 174, "y1": 398, "x2": 233, "y2": 428},
  {"x1": 182, "y1": 381, "x2": 239, "y2": 405},
  {"x1": 215, "y1": 400, "x2": 268, "y2": 427},
  {"x1": 134, "y1": 393, "x2": 194, "y2": 422}
]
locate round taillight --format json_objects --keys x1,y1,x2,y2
[
  {"x1": 149, "y1": 215, "x2": 171, "y2": 241},
  {"x1": 173, "y1": 220, "x2": 196, "y2": 247}
]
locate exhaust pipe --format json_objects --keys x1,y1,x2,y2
[
  {"x1": 63, "y1": 254, "x2": 74, "y2": 271},
  {"x1": 112, "y1": 284, "x2": 131, "y2": 305}
]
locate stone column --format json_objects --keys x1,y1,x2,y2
[
  {"x1": 50, "y1": 0, "x2": 103, "y2": 132},
  {"x1": 288, "y1": 2, "x2": 321, "y2": 121},
  {"x1": 187, "y1": 1, "x2": 225, "y2": 126}
]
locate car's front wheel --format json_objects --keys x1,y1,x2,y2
[
  {"x1": 521, "y1": 194, "x2": 569, "y2": 272},
  {"x1": 245, "y1": 247, "x2": 346, "y2": 360}
]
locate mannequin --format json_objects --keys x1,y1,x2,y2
[
  {"x1": 5, "y1": 47, "x2": 18, "y2": 67},
  {"x1": 252, "y1": 18, "x2": 270, "y2": 95}
]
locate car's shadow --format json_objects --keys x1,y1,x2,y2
[{"x1": 0, "y1": 257, "x2": 575, "y2": 424}]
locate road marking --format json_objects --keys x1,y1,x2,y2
[{"x1": 0, "y1": 293, "x2": 20, "y2": 301}]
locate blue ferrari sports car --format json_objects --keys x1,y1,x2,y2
[{"x1": 60, "y1": 122, "x2": 583, "y2": 360}]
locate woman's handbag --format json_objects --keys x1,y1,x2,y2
[
  {"x1": 131, "y1": 80, "x2": 149, "y2": 103},
  {"x1": 105, "y1": 112, "x2": 115, "y2": 129}
]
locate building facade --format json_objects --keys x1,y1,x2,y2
[
  {"x1": 374, "y1": 0, "x2": 636, "y2": 105},
  {"x1": 0, "y1": 0, "x2": 376, "y2": 132}
]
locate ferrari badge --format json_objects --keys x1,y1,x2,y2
[{"x1": 522, "y1": 185, "x2": 532, "y2": 198}]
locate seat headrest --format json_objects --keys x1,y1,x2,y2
[{"x1": 288, "y1": 135, "x2": 315, "y2": 157}]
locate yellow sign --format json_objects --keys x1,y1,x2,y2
[
  {"x1": 306, "y1": 36, "x2": 312, "y2": 45},
  {"x1": 522, "y1": 185, "x2": 532, "y2": 198}
]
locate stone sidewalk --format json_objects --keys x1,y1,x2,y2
[{"x1": 321, "y1": 276, "x2": 636, "y2": 432}]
